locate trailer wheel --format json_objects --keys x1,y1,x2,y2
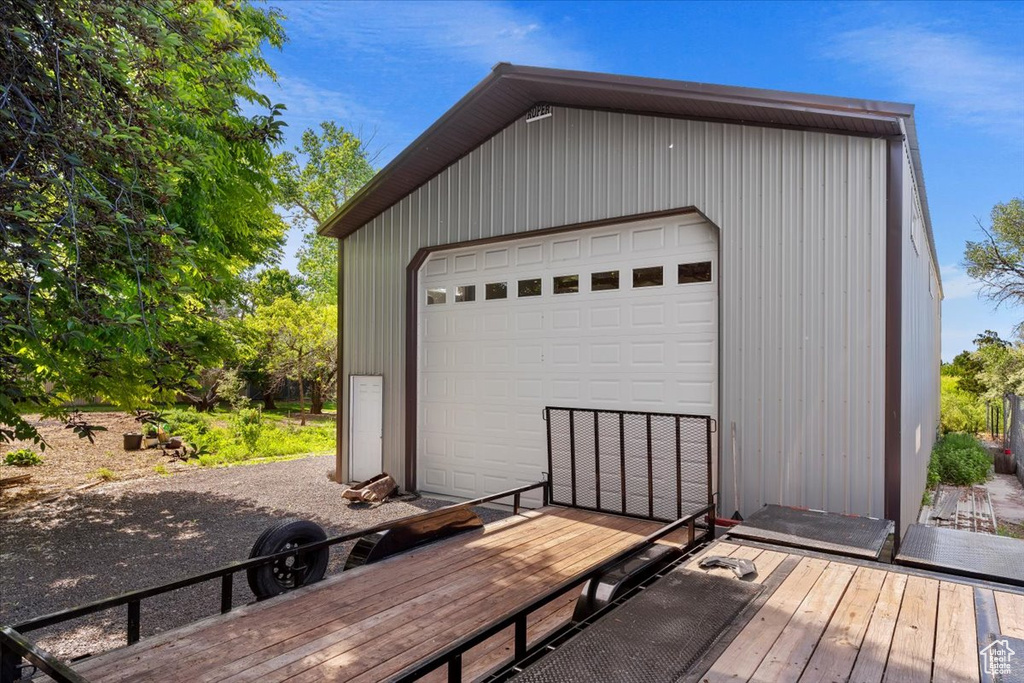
[{"x1": 247, "y1": 519, "x2": 329, "y2": 600}]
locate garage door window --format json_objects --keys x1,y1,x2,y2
[
  {"x1": 518, "y1": 278, "x2": 542, "y2": 297},
  {"x1": 553, "y1": 274, "x2": 579, "y2": 294},
  {"x1": 632, "y1": 266, "x2": 663, "y2": 288},
  {"x1": 455, "y1": 285, "x2": 476, "y2": 302},
  {"x1": 678, "y1": 261, "x2": 712, "y2": 284},
  {"x1": 426, "y1": 288, "x2": 446, "y2": 304},
  {"x1": 485, "y1": 282, "x2": 507, "y2": 300},
  {"x1": 591, "y1": 270, "x2": 619, "y2": 291}
]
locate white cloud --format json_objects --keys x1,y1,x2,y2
[
  {"x1": 257, "y1": 75, "x2": 382, "y2": 136},
  {"x1": 282, "y1": 1, "x2": 592, "y2": 71},
  {"x1": 939, "y1": 263, "x2": 984, "y2": 301},
  {"x1": 826, "y1": 25, "x2": 1024, "y2": 135}
]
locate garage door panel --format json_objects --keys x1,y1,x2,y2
[
  {"x1": 419, "y1": 215, "x2": 718, "y2": 499},
  {"x1": 589, "y1": 306, "x2": 622, "y2": 329},
  {"x1": 631, "y1": 302, "x2": 666, "y2": 327}
]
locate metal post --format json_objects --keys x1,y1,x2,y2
[
  {"x1": 514, "y1": 615, "x2": 528, "y2": 659},
  {"x1": 619, "y1": 413, "x2": 627, "y2": 514},
  {"x1": 448, "y1": 653, "x2": 462, "y2": 683},
  {"x1": 220, "y1": 573, "x2": 233, "y2": 614},
  {"x1": 675, "y1": 418, "x2": 683, "y2": 520},
  {"x1": 646, "y1": 414, "x2": 654, "y2": 520},
  {"x1": 706, "y1": 417, "x2": 714, "y2": 522},
  {"x1": 568, "y1": 410, "x2": 577, "y2": 507},
  {"x1": 593, "y1": 411, "x2": 602, "y2": 511},
  {"x1": 127, "y1": 600, "x2": 141, "y2": 645},
  {"x1": 513, "y1": 493, "x2": 521, "y2": 516}
]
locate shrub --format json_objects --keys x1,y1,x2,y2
[
  {"x1": 939, "y1": 376, "x2": 984, "y2": 435},
  {"x1": 93, "y1": 467, "x2": 117, "y2": 481},
  {"x1": 927, "y1": 432, "x2": 991, "y2": 487},
  {"x1": 162, "y1": 408, "x2": 210, "y2": 443},
  {"x1": 4, "y1": 448, "x2": 43, "y2": 467},
  {"x1": 233, "y1": 407, "x2": 264, "y2": 457}
]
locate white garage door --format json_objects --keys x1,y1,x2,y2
[{"x1": 418, "y1": 213, "x2": 718, "y2": 499}]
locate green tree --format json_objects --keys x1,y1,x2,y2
[
  {"x1": 246, "y1": 267, "x2": 305, "y2": 311},
  {"x1": 250, "y1": 297, "x2": 337, "y2": 422},
  {"x1": 273, "y1": 122, "x2": 377, "y2": 301},
  {"x1": 1, "y1": 0, "x2": 287, "y2": 445},
  {"x1": 964, "y1": 199, "x2": 1024, "y2": 331}
]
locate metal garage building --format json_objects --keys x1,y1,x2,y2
[{"x1": 319, "y1": 64, "x2": 941, "y2": 539}]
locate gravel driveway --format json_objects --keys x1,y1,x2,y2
[{"x1": 0, "y1": 455, "x2": 510, "y2": 661}]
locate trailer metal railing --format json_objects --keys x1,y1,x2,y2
[
  {"x1": 545, "y1": 406, "x2": 715, "y2": 523},
  {"x1": 0, "y1": 481, "x2": 548, "y2": 683}
]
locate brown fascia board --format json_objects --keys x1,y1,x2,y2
[{"x1": 319, "y1": 63, "x2": 916, "y2": 240}]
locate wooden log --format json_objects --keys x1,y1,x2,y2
[{"x1": 0, "y1": 474, "x2": 32, "y2": 488}]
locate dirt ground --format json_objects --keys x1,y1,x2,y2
[{"x1": 0, "y1": 413, "x2": 192, "y2": 512}]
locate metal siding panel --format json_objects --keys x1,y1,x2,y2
[
  {"x1": 342, "y1": 107, "x2": 889, "y2": 517},
  {"x1": 900, "y1": 145, "x2": 940, "y2": 536}
]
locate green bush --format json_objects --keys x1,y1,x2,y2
[
  {"x1": 232, "y1": 407, "x2": 264, "y2": 457},
  {"x1": 939, "y1": 376, "x2": 984, "y2": 434},
  {"x1": 162, "y1": 408, "x2": 210, "y2": 443},
  {"x1": 927, "y1": 432, "x2": 991, "y2": 487},
  {"x1": 4, "y1": 448, "x2": 43, "y2": 466}
]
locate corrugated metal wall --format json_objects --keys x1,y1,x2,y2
[
  {"x1": 900, "y1": 142, "x2": 942, "y2": 535},
  {"x1": 342, "y1": 106, "x2": 889, "y2": 519}
]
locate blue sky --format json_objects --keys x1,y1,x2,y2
[{"x1": 263, "y1": 0, "x2": 1024, "y2": 360}]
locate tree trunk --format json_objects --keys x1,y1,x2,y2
[
  {"x1": 262, "y1": 384, "x2": 277, "y2": 410},
  {"x1": 297, "y1": 375, "x2": 306, "y2": 426},
  {"x1": 310, "y1": 382, "x2": 323, "y2": 415}
]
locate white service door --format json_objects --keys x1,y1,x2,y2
[
  {"x1": 349, "y1": 375, "x2": 383, "y2": 482},
  {"x1": 418, "y1": 214, "x2": 718, "y2": 499}
]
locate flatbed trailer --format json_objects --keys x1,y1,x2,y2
[{"x1": 4, "y1": 407, "x2": 1023, "y2": 682}]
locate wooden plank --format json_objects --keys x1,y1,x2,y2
[
  {"x1": 933, "y1": 582, "x2": 979, "y2": 683},
  {"x1": 700, "y1": 556, "x2": 829, "y2": 682},
  {"x1": 334, "y1": 521, "x2": 657, "y2": 683},
  {"x1": 749, "y1": 561, "x2": 857, "y2": 681},
  {"x1": 881, "y1": 575, "x2": 939, "y2": 683},
  {"x1": 87, "y1": 509, "x2": 603, "y2": 682},
  {"x1": 210, "y1": 516, "x2": 654, "y2": 682},
  {"x1": 848, "y1": 571, "x2": 908, "y2": 683},
  {"x1": 78, "y1": 509, "x2": 569, "y2": 678},
  {"x1": 193, "y1": 514, "x2": 647, "y2": 683},
  {"x1": 747, "y1": 549, "x2": 788, "y2": 585},
  {"x1": 995, "y1": 591, "x2": 1024, "y2": 639},
  {"x1": 799, "y1": 566, "x2": 887, "y2": 683}
]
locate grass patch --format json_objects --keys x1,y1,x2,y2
[
  {"x1": 189, "y1": 418, "x2": 334, "y2": 468},
  {"x1": 93, "y1": 467, "x2": 117, "y2": 482},
  {"x1": 997, "y1": 521, "x2": 1024, "y2": 539},
  {"x1": 153, "y1": 464, "x2": 170, "y2": 477},
  {"x1": 927, "y1": 432, "x2": 991, "y2": 488}
]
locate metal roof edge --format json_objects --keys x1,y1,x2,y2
[{"x1": 319, "y1": 64, "x2": 919, "y2": 240}]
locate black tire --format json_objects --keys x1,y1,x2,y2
[{"x1": 247, "y1": 519, "x2": 329, "y2": 600}]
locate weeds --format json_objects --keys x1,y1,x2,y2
[
  {"x1": 93, "y1": 467, "x2": 117, "y2": 481},
  {"x1": 927, "y1": 433, "x2": 991, "y2": 487},
  {"x1": 3, "y1": 448, "x2": 43, "y2": 467}
]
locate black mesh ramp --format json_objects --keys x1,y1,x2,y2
[
  {"x1": 895, "y1": 525, "x2": 1024, "y2": 587},
  {"x1": 510, "y1": 570, "x2": 761, "y2": 683},
  {"x1": 725, "y1": 505, "x2": 892, "y2": 559}
]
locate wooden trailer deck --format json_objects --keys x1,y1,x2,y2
[
  {"x1": 67, "y1": 507, "x2": 668, "y2": 683},
  {"x1": 679, "y1": 539, "x2": 1024, "y2": 683}
]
